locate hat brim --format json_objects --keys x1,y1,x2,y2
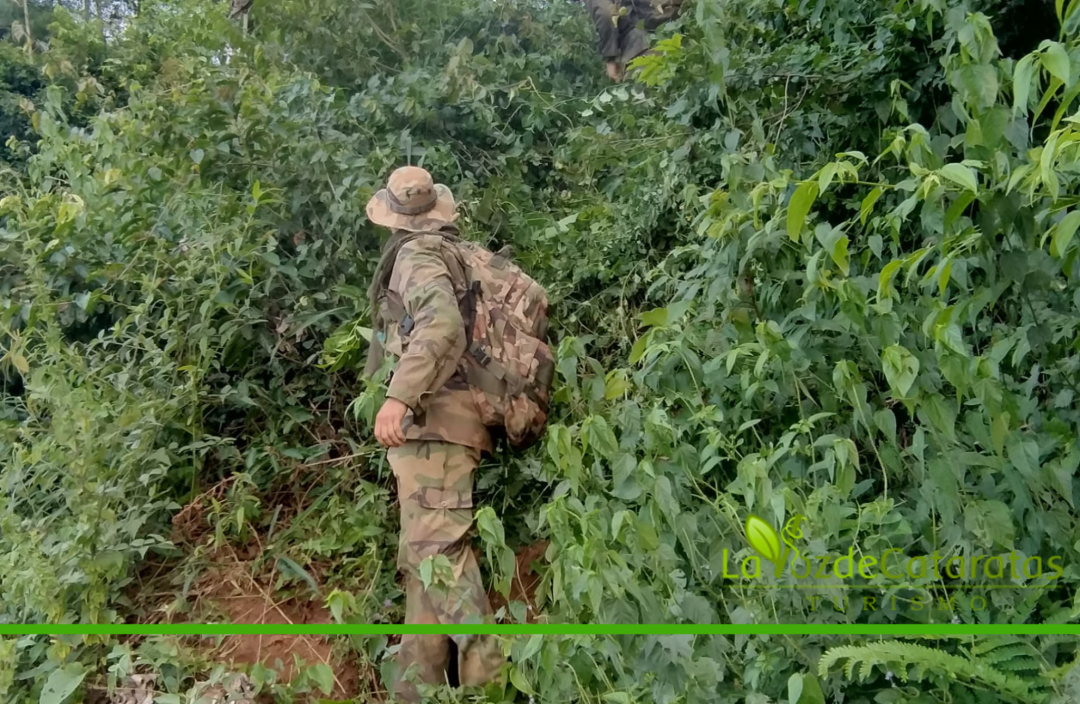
[{"x1": 366, "y1": 183, "x2": 458, "y2": 231}]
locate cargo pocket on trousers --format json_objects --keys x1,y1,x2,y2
[{"x1": 407, "y1": 486, "x2": 474, "y2": 564}]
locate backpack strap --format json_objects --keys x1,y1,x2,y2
[
  {"x1": 383, "y1": 293, "x2": 408, "y2": 327},
  {"x1": 464, "y1": 345, "x2": 554, "y2": 405}
]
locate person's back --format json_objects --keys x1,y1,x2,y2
[
  {"x1": 583, "y1": 0, "x2": 684, "y2": 81},
  {"x1": 364, "y1": 167, "x2": 502, "y2": 702}
]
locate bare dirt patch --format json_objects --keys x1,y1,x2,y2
[
  {"x1": 190, "y1": 564, "x2": 362, "y2": 699},
  {"x1": 488, "y1": 541, "x2": 548, "y2": 624}
]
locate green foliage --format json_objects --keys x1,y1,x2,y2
[
  {"x1": 3, "y1": 0, "x2": 1080, "y2": 702},
  {"x1": 819, "y1": 637, "x2": 1060, "y2": 702}
]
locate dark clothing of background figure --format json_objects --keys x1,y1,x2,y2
[{"x1": 584, "y1": 0, "x2": 683, "y2": 68}]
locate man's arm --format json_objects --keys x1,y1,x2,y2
[{"x1": 385, "y1": 239, "x2": 465, "y2": 411}]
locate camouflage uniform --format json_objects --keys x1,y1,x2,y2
[
  {"x1": 366, "y1": 228, "x2": 502, "y2": 701},
  {"x1": 584, "y1": 0, "x2": 683, "y2": 68}
]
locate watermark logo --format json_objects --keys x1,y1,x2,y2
[
  {"x1": 728, "y1": 513, "x2": 1064, "y2": 584},
  {"x1": 744, "y1": 514, "x2": 803, "y2": 578}
]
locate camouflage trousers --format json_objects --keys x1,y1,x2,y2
[{"x1": 388, "y1": 441, "x2": 503, "y2": 702}]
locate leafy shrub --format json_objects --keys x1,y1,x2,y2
[{"x1": 2, "y1": 0, "x2": 1080, "y2": 702}]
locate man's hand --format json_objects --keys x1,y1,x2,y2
[
  {"x1": 605, "y1": 61, "x2": 624, "y2": 82},
  {"x1": 375, "y1": 397, "x2": 409, "y2": 448}
]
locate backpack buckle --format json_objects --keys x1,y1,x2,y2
[{"x1": 470, "y1": 344, "x2": 491, "y2": 367}]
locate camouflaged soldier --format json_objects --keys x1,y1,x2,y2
[
  {"x1": 583, "y1": 0, "x2": 683, "y2": 81},
  {"x1": 364, "y1": 166, "x2": 503, "y2": 702}
]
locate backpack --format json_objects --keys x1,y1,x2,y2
[{"x1": 381, "y1": 232, "x2": 555, "y2": 450}]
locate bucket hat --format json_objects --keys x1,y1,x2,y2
[{"x1": 365, "y1": 166, "x2": 458, "y2": 231}]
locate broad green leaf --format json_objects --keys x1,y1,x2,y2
[
  {"x1": 582, "y1": 415, "x2": 618, "y2": 459},
  {"x1": 1042, "y1": 132, "x2": 1062, "y2": 201},
  {"x1": 882, "y1": 344, "x2": 919, "y2": 398},
  {"x1": 964, "y1": 500, "x2": 1015, "y2": 549},
  {"x1": 667, "y1": 299, "x2": 693, "y2": 322},
  {"x1": 817, "y1": 162, "x2": 838, "y2": 193},
  {"x1": 868, "y1": 234, "x2": 883, "y2": 258},
  {"x1": 938, "y1": 163, "x2": 978, "y2": 193},
  {"x1": 859, "y1": 187, "x2": 883, "y2": 225},
  {"x1": 603, "y1": 693, "x2": 633, "y2": 704},
  {"x1": 786, "y1": 182, "x2": 819, "y2": 242},
  {"x1": 520, "y1": 633, "x2": 543, "y2": 661},
  {"x1": 922, "y1": 396, "x2": 957, "y2": 441},
  {"x1": 629, "y1": 334, "x2": 650, "y2": 364},
  {"x1": 956, "y1": 64, "x2": 998, "y2": 108},
  {"x1": 830, "y1": 235, "x2": 850, "y2": 276},
  {"x1": 509, "y1": 665, "x2": 534, "y2": 695},
  {"x1": 1007, "y1": 435, "x2": 1040, "y2": 478},
  {"x1": 798, "y1": 674, "x2": 826, "y2": 704},
  {"x1": 788, "y1": 673, "x2": 804, "y2": 704},
  {"x1": 1051, "y1": 210, "x2": 1080, "y2": 257},
  {"x1": 419, "y1": 556, "x2": 434, "y2": 589},
  {"x1": 937, "y1": 258, "x2": 952, "y2": 296},
  {"x1": 190, "y1": 148, "x2": 204, "y2": 165},
  {"x1": 1049, "y1": 450, "x2": 1078, "y2": 508},
  {"x1": 944, "y1": 191, "x2": 976, "y2": 227},
  {"x1": 874, "y1": 408, "x2": 897, "y2": 444},
  {"x1": 1013, "y1": 54, "x2": 1036, "y2": 114},
  {"x1": 1050, "y1": 80, "x2": 1080, "y2": 131},
  {"x1": 726, "y1": 348, "x2": 741, "y2": 374},
  {"x1": 640, "y1": 307, "x2": 668, "y2": 327},
  {"x1": 40, "y1": 665, "x2": 86, "y2": 704},
  {"x1": 476, "y1": 506, "x2": 506, "y2": 546},
  {"x1": 744, "y1": 514, "x2": 783, "y2": 564},
  {"x1": 1042, "y1": 42, "x2": 1072, "y2": 86},
  {"x1": 604, "y1": 371, "x2": 632, "y2": 400},
  {"x1": 806, "y1": 249, "x2": 825, "y2": 286},
  {"x1": 878, "y1": 259, "x2": 903, "y2": 298},
  {"x1": 1034, "y1": 77, "x2": 1064, "y2": 126},
  {"x1": 654, "y1": 476, "x2": 680, "y2": 523},
  {"x1": 308, "y1": 663, "x2": 335, "y2": 695},
  {"x1": 509, "y1": 600, "x2": 528, "y2": 623},
  {"x1": 10, "y1": 353, "x2": 29, "y2": 375}
]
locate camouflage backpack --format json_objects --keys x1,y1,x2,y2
[
  {"x1": 441, "y1": 237, "x2": 555, "y2": 450},
  {"x1": 377, "y1": 231, "x2": 555, "y2": 450}
]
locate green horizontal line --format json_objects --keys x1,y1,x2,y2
[
  {"x1": 733, "y1": 584, "x2": 1051, "y2": 590},
  {"x1": 1, "y1": 624, "x2": 1078, "y2": 635}
]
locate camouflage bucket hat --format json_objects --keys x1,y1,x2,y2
[{"x1": 366, "y1": 166, "x2": 458, "y2": 232}]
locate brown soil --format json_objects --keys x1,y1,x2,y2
[
  {"x1": 180, "y1": 562, "x2": 363, "y2": 700},
  {"x1": 487, "y1": 541, "x2": 549, "y2": 624},
  {"x1": 157, "y1": 483, "x2": 546, "y2": 700}
]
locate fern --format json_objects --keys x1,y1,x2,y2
[
  {"x1": 970, "y1": 635, "x2": 1025, "y2": 657},
  {"x1": 818, "y1": 640, "x2": 1051, "y2": 703}
]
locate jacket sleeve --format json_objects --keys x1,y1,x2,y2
[{"x1": 385, "y1": 239, "x2": 465, "y2": 411}]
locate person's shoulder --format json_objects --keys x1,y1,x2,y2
[
  {"x1": 395, "y1": 232, "x2": 446, "y2": 262},
  {"x1": 391, "y1": 233, "x2": 453, "y2": 290}
]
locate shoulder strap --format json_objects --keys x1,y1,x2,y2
[{"x1": 376, "y1": 231, "x2": 468, "y2": 312}]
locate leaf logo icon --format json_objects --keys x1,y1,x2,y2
[{"x1": 745, "y1": 514, "x2": 785, "y2": 572}]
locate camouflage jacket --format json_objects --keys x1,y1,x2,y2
[{"x1": 365, "y1": 229, "x2": 492, "y2": 452}]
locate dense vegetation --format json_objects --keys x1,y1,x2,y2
[{"x1": 3, "y1": 0, "x2": 1080, "y2": 701}]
